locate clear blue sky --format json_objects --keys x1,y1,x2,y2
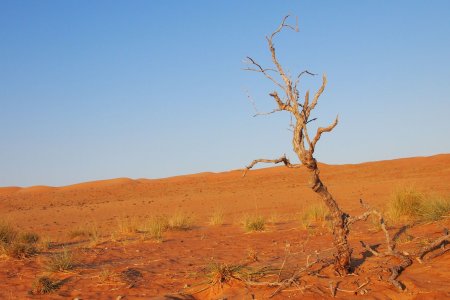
[{"x1": 1, "y1": 1, "x2": 449, "y2": 187}]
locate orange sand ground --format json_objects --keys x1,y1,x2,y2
[{"x1": 0, "y1": 154, "x2": 449, "y2": 299}]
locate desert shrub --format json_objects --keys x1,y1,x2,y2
[
  {"x1": 117, "y1": 218, "x2": 139, "y2": 235},
  {"x1": 46, "y1": 248, "x2": 74, "y2": 272},
  {"x1": 4, "y1": 242, "x2": 37, "y2": 259},
  {"x1": 243, "y1": 214, "x2": 266, "y2": 232},
  {"x1": 388, "y1": 187, "x2": 450, "y2": 224},
  {"x1": 97, "y1": 268, "x2": 119, "y2": 284},
  {"x1": 0, "y1": 223, "x2": 39, "y2": 258},
  {"x1": 18, "y1": 232, "x2": 40, "y2": 244},
  {"x1": 299, "y1": 203, "x2": 330, "y2": 229},
  {"x1": 209, "y1": 208, "x2": 224, "y2": 226},
  {"x1": 142, "y1": 216, "x2": 168, "y2": 242},
  {"x1": 207, "y1": 262, "x2": 246, "y2": 286},
  {"x1": 69, "y1": 225, "x2": 100, "y2": 245},
  {"x1": 0, "y1": 221, "x2": 17, "y2": 244},
  {"x1": 30, "y1": 276, "x2": 59, "y2": 294},
  {"x1": 419, "y1": 196, "x2": 450, "y2": 222},
  {"x1": 168, "y1": 211, "x2": 193, "y2": 231},
  {"x1": 388, "y1": 187, "x2": 423, "y2": 223}
]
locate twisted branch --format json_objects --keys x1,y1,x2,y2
[{"x1": 243, "y1": 155, "x2": 300, "y2": 177}]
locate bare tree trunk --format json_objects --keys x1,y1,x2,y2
[
  {"x1": 244, "y1": 15, "x2": 352, "y2": 274},
  {"x1": 304, "y1": 158, "x2": 351, "y2": 274}
]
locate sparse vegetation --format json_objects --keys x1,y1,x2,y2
[
  {"x1": 209, "y1": 208, "x2": 224, "y2": 226},
  {"x1": 18, "y1": 232, "x2": 40, "y2": 244},
  {"x1": 0, "y1": 221, "x2": 17, "y2": 244},
  {"x1": 142, "y1": 216, "x2": 168, "y2": 242},
  {"x1": 69, "y1": 224, "x2": 101, "y2": 245},
  {"x1": 117, "y1": 217, "x2": 140, "y2": 235},
  {"x1": 388, "y1": 187, "x2": 424, "y2": 223},
  {"x1": 243, "y1": 214, "x2": 266, "y2": 232},
  {"x1": 299, "y1": 203, "x2": 330, "y2": 229},
  {"x1": 420, "y1": 196, "x2": 450, "y2": 222},
  {"x1": 30, "y1": 276, "x2": 60, "y2": 295},
  {"x1": 97, "y1": 269, "x2": 119, "y2": 284},
  {"x1": 206, "y1": 262, "x2": 246, "y2": 287},
  {"x1": 46, "y1": 248, "x2": 74, "y2": 272},
  {"x1": 388, "y1": 187, "x2": 450, "y2": 224},
  {"x1": 0, "y1": 222, "x2": 39, "y2": 259},
  {"x1": 4, "y1": 241, "x2": 37, "y2": 259},
  {"x1": 168, "y1": 211, "x2": 193, "y2": 231}
]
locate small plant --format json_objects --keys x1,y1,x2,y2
[
  {"x1": 243, "y1": 214, "x2": 266, "y2": 232},
  {"x1": 46, "y1": 248, "x2": 74, "y2": 272},
  {"x1": 30, "y1": 276, "x2": 59, "y2": 294},
  {"x1": 18, "y1": 232, "x2": 40, "y2": 244},
  {"x1": 420, "y1": 196, "x2": 450, "y2": 222},
  {"x1": 69, "y1": 225, "x2": 101, "y2": 245},
  {"x1": 299, "y1": 203, "x2": 330, "y2": 229},
  {"x1": 0, "y1": 221, "x2": 17, "y2": 244},
  {"x1": 117, "y1": 218, "x2": 139, "y2": 235},
  {"x1": 246, "y1": 249, "x2": 259, "y2": 262},
  {"x1": 39, "y1": 236, "x2": 53, "y2": 251},
  {"x1": 388, "y1": 187, "x2": 450, "y2": 224},
  {"x1": 0, "y1": 223, "x2": 38, "y2": 259},
  {"x1": 209, "y1": 208, "x2": 224, "y2": 226},
  {"x1": 206, "y1": 262, "x2": 246, "y2": 287},
  {"x1": 142, "y1": 216, "x2": 168, "y2": 242},
  {"x1": 4, "y1": 242, "x2": 37, "y2": 259},
  {"x1": 168, "y1": 211, "x2": 193, "y2": 231},
  {"x1": 387, "y1": 187, "x2": 423, "y2": 223},
  {"x1": 97, "y1": 269, "x2": 119, "y2": 284}
]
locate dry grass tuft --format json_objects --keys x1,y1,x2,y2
[
  {"x1": 388, "y1": 187, "x2": 450, "y2": 224},
  {"x1": 117, "y1": 218, "x2": 140, "y2": 235},
  {"x1": 4, "y1": 242, "x2": 37, "y2": 259},
  {"x1": 243, "y1": 214, "x2": 266, "y2": 232},
  {"x1": 206, "y1": 262, "x2": 246, "y2": 287},
  {"x1": 388, "y1": 187, "x2": 423, "y2": 223},
  {"x1": 299, "y1": 203, "x2": 330, "y2": 229},
  {"x1": 46, "y1": 248, "x2": 74, "y2": 272},
  {"x1": 0, "y1": 222, "x2": 39, "y2": 258},
  {"x1": 420, "y1": 196, "x2": 450, "y2": 222},
  {"x1": 168, "y1": 211, "x2": 194, "y2": 231},
  {"x1": 69, "y1": 224, "x2": 101, "y2": 245},
  {"x1": 30, "y1": 276, "x2": 60, "y2": 294},
  {"x1": 142, "y1": 216, "x2": 168, "y2": 242},
  {"x1": 0, "y1": 221, "x2": 17, "y2": 245},
  {"x1": 209, "y1": 208, "x2": 225, "y2": 226}
]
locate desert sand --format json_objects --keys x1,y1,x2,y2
[{"x1": 0, "y1": 154, "x2": 449, "y2": 299}]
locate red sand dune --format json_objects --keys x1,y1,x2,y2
[{"x1": 0, "y1": 154, "x2": 449, "y2": 299}]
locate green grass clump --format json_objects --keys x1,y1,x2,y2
[
  {"x1": 243, "y1": 214, "x2": 266, "y2": 232},
  {"x1": 46, "y1": 248, "x2": 74, "y2": 272},
  {"x1": 299, "y1": 203, "x2": 330, "y2": 229}
]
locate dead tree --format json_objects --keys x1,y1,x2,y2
[{"x1": 243, "y1": 15, "x2": 352, "y2": 274}]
